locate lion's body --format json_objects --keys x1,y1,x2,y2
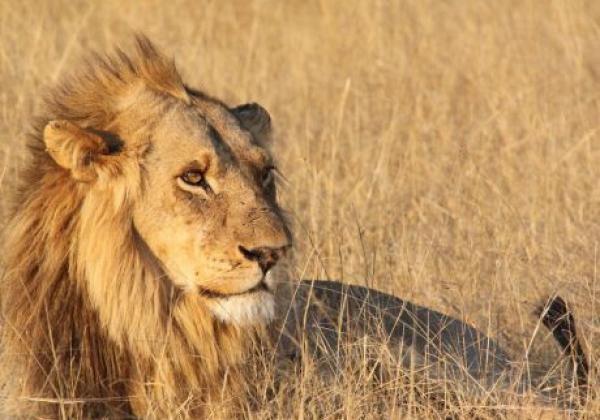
[{"x1": 276, "y1": 280, "x2": 514, "y2": 391}]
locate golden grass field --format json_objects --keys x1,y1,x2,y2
[{"x1": 1, "y1": 0, "x2": 599, "y2": 418}]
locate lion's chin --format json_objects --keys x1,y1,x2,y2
[{"x1": 207, "y1": 291, "x2": 275, "y2": 326}]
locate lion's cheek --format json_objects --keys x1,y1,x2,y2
[{"x1": 135, "y1": 216, "x2": 204, "y2": 290}]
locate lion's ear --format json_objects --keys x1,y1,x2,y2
[
  {"x1": 231, "y1": 103, "x2": 272, "y2": 146},
  {"x1": 43, "y1": 120, "x2": 117, "y2": 182}
]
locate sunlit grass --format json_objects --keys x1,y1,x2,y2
[{"x1": 0, "y1": 0, "x2": 598, "y2": 417}]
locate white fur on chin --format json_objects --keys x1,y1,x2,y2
[{"x1": 208, "y1": 291, "x2": 275, "y2": 325}]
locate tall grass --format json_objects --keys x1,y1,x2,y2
[{"x1": 1, "y1": 0, "x2": 598, "y2": 417}]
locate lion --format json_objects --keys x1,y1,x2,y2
[
  {"x1": 1, "y1": 37, "x2": 291, "y2": 418},
  {"x1": 1, "y1": 37, "x2": 589, "y2": 418}
]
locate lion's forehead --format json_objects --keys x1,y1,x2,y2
[{"x1": 147, "y1": 96, "x2": 269, "y2": 170}]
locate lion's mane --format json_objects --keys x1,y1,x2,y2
[{"x1": 0, "y1": 37, "x2": 262, "y2": 418}]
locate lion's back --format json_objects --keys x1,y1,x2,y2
[{"x1": 276, "y1": 280, "x2": 513, "y2": 388}]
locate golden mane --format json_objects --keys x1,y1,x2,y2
[
  {"x1": 1, "y1": 37, "x2": 261, "y2": 418},
  {"x1": 43, "y1": 35, "x2": 189, "y2": 126}
]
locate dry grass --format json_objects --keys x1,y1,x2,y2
[{"x1": 1, "y1": 0, "x2": 599, "y2": 418}]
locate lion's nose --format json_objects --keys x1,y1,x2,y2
[{"x1": 238, "y1": 245, "x2": 289, "y2": 274}]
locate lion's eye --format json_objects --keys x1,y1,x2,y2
[
  {"x1": 262, "y1": 166, "x2": 275, "y2": 188},
  {"x1": 181, "y1": 170, "x2": 203, "y2": 185},
  {"x1": 180, "y1": 170, "x2": 211, "y2": 192}
]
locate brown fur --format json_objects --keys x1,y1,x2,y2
[{"x1": 1, "y1": 36, "x2": 289, "y2": 418}]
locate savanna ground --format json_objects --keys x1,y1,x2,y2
[{"x1": 1, "y1": 0, "x2": 599, "y2": 418}]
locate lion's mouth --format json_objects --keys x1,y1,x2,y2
[{"x1": 197, "y1": 280, "x2": 271, "y2": 299}]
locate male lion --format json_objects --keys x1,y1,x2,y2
[{"x1": 1, "y1": 37, "x2": 588, "y2": 418}]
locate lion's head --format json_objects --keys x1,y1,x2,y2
[
  {"x1": 43, "y1": 38, "x2": 291, "y2": 326},
  {"x1": 1, "y1": 37, "x2": 291, "y2": 416}
]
